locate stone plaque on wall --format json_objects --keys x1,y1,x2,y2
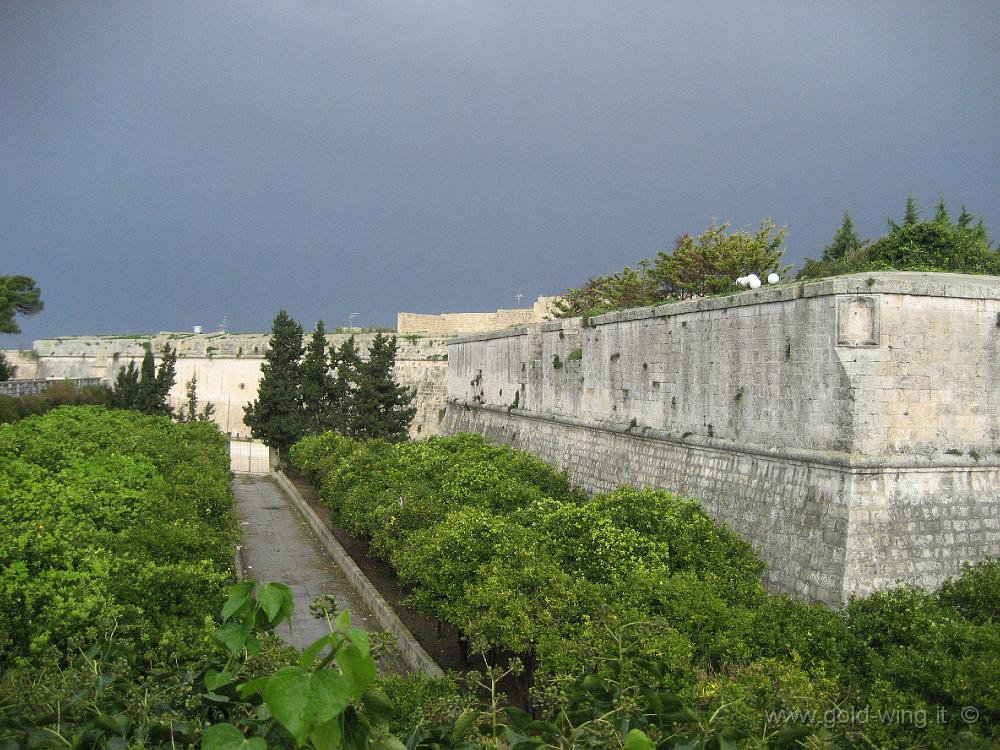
[{"x1": 836, "y1": 295, "x2": 879, "y2": 347}]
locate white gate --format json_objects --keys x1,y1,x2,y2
[{"x1": 229, "y1": 439, "x2": 275, "y2": 474}]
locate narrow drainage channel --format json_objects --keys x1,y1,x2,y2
[{"x1": 232, "y1": 475, "x2": 405, "y2": 672}]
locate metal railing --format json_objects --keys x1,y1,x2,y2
[{"x1": 0, "y1": 378, "x2": 104, "y2": 397}]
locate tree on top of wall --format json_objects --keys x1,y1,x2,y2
[
  {"x1": 799, "y1": 198, "x2": 999, "y2": 280},
  {"x1": 821, "y1": 212, "x2": 863, "y2": 261},
  {"x1": 244, "y1": 310, "x2": 305, "y2": 455}
]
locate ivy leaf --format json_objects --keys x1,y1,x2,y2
[
  {"x1": 201, "y1": 723, "x2": 266, "y2": 750},
  {"x1": 298, "y1": 633, "x2": 337, "y2": 669},
  {"x1": 622, "y1": 729, "x2": 655, "y2": 750},
  {"x1": 337, "y1": 630, "x2": 376, "y2": 698},
  {"x1": 221, "y1": 582, "x2": 255, "y2": 622},
  {"x1": 258, "y1": 582, "x2": 294, "y2": 627},
  {"x1": 205, "y1": 670, "x2": 234, "y2": 692},
  {"x1": 236, "y1": 676, "x2": 269, "y2": 700},
  {"x1": 263, "y1": 665, "x2": 351, "y2": 746},
  {"x1": 308, "y1": 717, "x2": 342, "y2": 749},
  {"x1": 214, "y1": 623, "x2": 247, "y2": 654}
]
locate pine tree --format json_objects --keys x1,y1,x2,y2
[
  {"x1": 110, "y1": 361, "x2": 141, "y2": 409},
  {"x1": 903, "y1": 195, "x2": 920, "y2": 227},
  {"x1": 934, "y1": 199, "x2": 951, "y2": 224},
  {"x1": 822, "y1": 211, "x2": 862, "y2": 261},
  {"x1": 244, "y1": 310, "x2": 305, "y2": 454},
  {"x1": 300, "y1": 321, "x2": 331, "y2": 434},
  {"x1": 325, "y1": 336, "x2": 360, "y2": 434},
  {"x1": 347, "y1": 333, "x2": 415, "y2": 441}
]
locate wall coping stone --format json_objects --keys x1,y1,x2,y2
[{"x1": 449, "y1": 272, "x2": 1000, "y2": 345}]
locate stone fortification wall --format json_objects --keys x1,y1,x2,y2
[
  {"x1": 397, "y1": 296, "x2": 558, "y2": 336},
  {"x1": 442, "y1": 272, "x2": 1000, "y2": 604},
  {"x1": 26, "y1": 332, "x2": 451, "y2": 439}
]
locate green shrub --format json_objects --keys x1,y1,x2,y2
[{"x1": 0, "y1": 406, "x2": 236, "y2": 668}]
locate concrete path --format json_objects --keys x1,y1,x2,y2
[{"x1": 232, "y1": 475, "x2": 382, "y2": 651}]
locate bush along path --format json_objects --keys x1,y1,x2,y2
[{"x1": 290, "y1": 430, "x2": 1000, "y2": 749}]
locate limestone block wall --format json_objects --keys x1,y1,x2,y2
[
  {"x1": 27, "y1": 332, "x2": 451, "y2": 439},
  {"x1": 0, "y1": 350, "x2": 40, "y2": 380},
  {"x1": 397, "y1": 296, "x2": 559, "y2": 336},
  {"x1": 443, "y1": 272, "x2": 1000, "y2": 603}
]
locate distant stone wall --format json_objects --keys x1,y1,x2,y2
[
  {"x1": 0, "y1": 350, "x2": 40, "y2": 380},
  {"x1": 443, "y1": 273, "x2": 1000, "y2": 603},
  {"x1": 397, "y1": 296, "x2": 559, "y2": 336},
  {"x1": 27, "y1": 332, "x2": 452, "y2": 439}
]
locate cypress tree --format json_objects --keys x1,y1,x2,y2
[
  {"x1": 347, "y1": 333, "x2": 415, "y2": 441},
  {"x1": 244, "y1": 310, "x2": 305, "y2": 455},
  {"x1": 325, "y1": 335, "x2": 360, "y2": 434},
  {"x1": 177, "y1": 373, "x2": 215, "y2": 422},
  {"x1": 110, "y1": 361, "x2": 141, "y2": 409},
  {"x1": 153, "y1": 344, "x2": 177, "y2": 415},
  {"x1": 136, "y1": 348, "x2": 158, "y2": 413},
  {"x1": 300, "y1": 320, "x2": 331, "y2": 434},
  {"x1": 822, "y1": 211, "x2": 862, "y2": 261}
]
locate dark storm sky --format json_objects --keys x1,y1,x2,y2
[{"x1": 2, "y1": 1, "x2": 999, "y2": 344}]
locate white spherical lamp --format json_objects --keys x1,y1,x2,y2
[
  {"x1": 748, "y1": 276, "x2": 762, "y2": 289},
  {"x1": 736, "y1": 276, "x2": 747, "y2": 286},
  {"x1": 767, "y1": 272, "x2": 780, "y2": 284}
]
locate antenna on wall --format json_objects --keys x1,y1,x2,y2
[{"x1": 515, "y1": 289, "x2": 524, "y2": 307}]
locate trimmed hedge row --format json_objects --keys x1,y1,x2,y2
[
  {"x1": 291, "y1": 432, "x2": 1000, "y2": 747},
  {"x1": 0, "y1": 406, "x2": 238, "y2": 667}
]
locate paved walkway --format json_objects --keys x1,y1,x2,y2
[{"x1": 232, "y1": 475, "x2": 382, "y2": 651}]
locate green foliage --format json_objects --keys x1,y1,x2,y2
[
  {"x1": 247, "y1": 313, "x2": 417, "y2": 454},
  {"x1": 0, "y1": 382, "x2": 111, "y2": 425},
  {"x1": 291, "y1": 431, "x2": 1000, "y2": 747},
  {"x1": 177, "y1": 373, "x2": 217, "y2": 422},
  {"x1": 650, "y1": 219, "x2": 787, "y2": 300},
  {"x1": 109, "y1": 360, "x2": 140, "y2": 409},
  {"x1": 799, "y1": 198, "x2": 999, "y2": 279},
  {"x1": 554, "y1": 263, "x2": 662, "y2": 318},
  {"x1": 300, "y1": 320, "x2": 332, "y2": 434},
  {"x1": 346, "y1": 333, "x2": 415, "y2": 442},
  {"x1": 325, "y1": 335, "x2": 361, "y2": 435},
  {"x1": 555, "y1": 219, "x2": 787, "y2": 316},
  {"x1": 0, "y1": 350, "x2": 15, "y2": 381},
  {"x1": 244, "y1": 310, "x2": 306, "y2": 455},
  {"x1": 821, "y1": 211, "x2": 862, "y2": 261},
  {"x1": 109, "y1": 345, "x2": 177, "y2": 415},
  {"x1": 0, "y1": 406, "x2": 236, "y2": 668},
  {"x1": 0, "y1": 274, "x2": 43, "y2": 334}
]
